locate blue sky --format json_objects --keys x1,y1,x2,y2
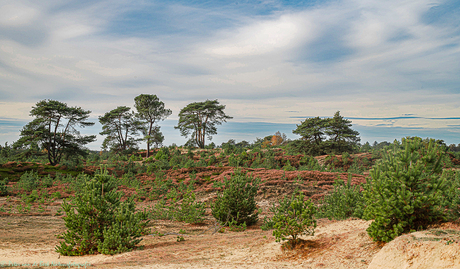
[{"x1": 0, "y1": 0, "x2": 460, "y2": 149}]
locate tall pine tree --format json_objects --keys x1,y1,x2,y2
[
  {"x1": 14, "y1": 100, "x2": 95, "y2": 165},
  {"x1": 325, "y1": 111, "x2": 360, "y2": 153},
  {"x1": 363, "y1": 137, "x2": 447, "y2": 242},
  {"x1": 99, "y1": 106, "x2": 143, "y2": 153},
  {"x1": 134, "y1": 94, "x2": 171, "y2": 157}
]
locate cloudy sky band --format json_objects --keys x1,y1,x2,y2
[{"x1": 0, "y1": 0, "x2": 459, "y2": 149}]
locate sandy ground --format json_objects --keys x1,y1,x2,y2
[{"x1": 0, "y1": 213, "x2": 384, "y2": 269}]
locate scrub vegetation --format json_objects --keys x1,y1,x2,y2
[{"x1": 2, "y1": 97, "x2": 460, "y2": 259}]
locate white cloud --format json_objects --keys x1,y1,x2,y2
[
  {"x1": 346, "y1": 0, "x2": 436, "y2": 48},
  {"x1": 205, "y1": 13, "x2": 316, "y2": 57},
  {"x1": 0, "y1": 3, "x2": 38, "y2": 27}
]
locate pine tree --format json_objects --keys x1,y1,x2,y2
[
  {"x1": 99, "y1": 106, "x2": 143, "y2": 153},
  {"x1": 211, "y1": 171, "x2": 260, "y2": 225},
  {"x1": 363, "y1": 137, "x2": 447, "y2": 242},
  {"x1": 56, "y1": 169, "x2": 149, "y2": 255},
  {"x1": 325, "y1": 111, "x2": 360, "y2": 153},
  {"x1": 175, "y1": 100, "x2": 232, "y2": 149},
  {"x1": 134, "y1": 94, "x2": 171, "y2": 157},
  {"x1": 14, "y1": 100, "x2": 95, "y2": 165},
  {"x1": 292, "y1": 112, "x2": 360, "y2": 155},
  {"x1": 293, "y1": 116, "x2": 328, "y2": 145}
]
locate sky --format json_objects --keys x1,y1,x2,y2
[{"x1": 0, "y1": 0, "x2": 459, "y2": 150}]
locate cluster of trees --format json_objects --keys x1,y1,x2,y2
[
  {"x1": 13, "y1": 96, "x2": 232, "y2": 164},
  {"x1": 99, "y1": 95, "x2": 172, "y2": 157},
  {"x1": 11, "y1": 96, "x2": 364, "y2": 165},
  {"x1": 290, "y1": 111, "x2": 360, "y2": 155},
  {"x1": 99, "y1": 98, "x2": 233, "y2": 156}
]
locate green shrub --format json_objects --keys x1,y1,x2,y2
[
  {"x1": 207, "y1": 155, "x2": 217, "y2": 166},
  {"x1": 129, "y1": 175, "x2": 144, "y2": 191},
  {"x1": 317, "y1": 174, "x2": 364, "y2": 220},
  {"x1": 298, "y1": 156, "x2": 323, "y2": 171},
  {"x1": 24, "y1": 190, "x2": 39, "y2": 203},
  {"x1": 155, "y1": 148, "x2": 169, "y2": 161},
  {"x1": 70, "y1": 173, "x2": 90, "y2": 192},
  {"x1": 347, "y1": 159, "x2": 365, "y2": 174},
  {"x1": 228, "y1": 219, "x2": 247, "y2": 232},
  {"x1": 129, "y1": 154, "x2": 142, "y2": 162},
  {"x1": 175, "y1": 189, "x2": 206, "y2": 223},
  {"x1": 283, "y1": 160, "x2": 296, "y2": 171},
  {"x1": 228, "y1": 154, "x2": 239, "y2": 167},
  {"x1": 261, "y1": 191, "x2": 301, "y2": 231},
  {"x1": 211, "y1": 171, "x2": 260, "y2": 226},
  {"x1": 261, "y1": 155, "x2": 278, "y2": 169},
  {"x1": 52, "y1": 191, "x2": 61, "y2": 199},
  {"x1": 41, "y1": 175, "x2": 54, "y2": 188},
  {"x1": 186, "y1": 149, "x2": 194, "y2": 159},
  {"x1": 144, "y1": 156, "x2": 154, "y2": 163},
  {"x1": 55, "y1": 172, "x2": 75, "y2": 184},
  {"x1": 195, "y1": 159, "x2": 207, "y2": 167},
  {"x1": 341, "y1": 152, "x2": 350, "y2": 164},
  {"x1": 169, "y1": 154, "x2": 189, "y2": 169},
  {"x1": 440, "y1": 170, "x2": 460, "y2": 220},
  {"x1": 272, "y1": 192, "x2": 316, "y2": 245},
  {"x1": 61, "y1": 156, "x2": 83, "y2": 171},
  {"x1": 55, "y1": 168, "x2": 149, "y2": 256},
  {"x1": 149, "y1": 199, "x2": 174, "y2": 220},
  {"x1": 363, "y1": 137, "x2": 447, "y2": 242},
  {"x1": 17, "y1": 171, "x2": 39, "y2": 192},
  {"x1": 184, "y1": 159, "x2": 196, "y2": 169},
  {"x1": 147, "y1": 159, "x2": 170, "y2": 173},
  {"x1": 122, "y1": 160, "x2": 137, "y2": 174},
  {"x1": 147, "y1": 173, "x2": 173, "y2": 200},
  {"x1": 0, "y1": 179, "x2": 8, "y2": 196}
]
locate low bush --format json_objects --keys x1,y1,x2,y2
[
  {"x1": 175, "y1": 188, "x2": 206, "y2": 223},
  {"x1": 272, "y1": 192, "x2": 316, "y2": 245},
  {"x1": 283, "y1": 160, "x2": 296, "y2": 171},
  {"x1": 69, "y1": 173, "x2": 90, "y2": 192},
  {"x1": 16, "y1": 171, "x2": 39, "y2": 192},
  {"x1": 41, "y1": 174, "x2": 54, "y2": 188},
  {"x1": 298, "y1": 156, "x2": 323, "y2": 171},
  {"x1": 317, "y1": 174, "x2": 365, "y2": 220},
  {"x1": 0, "y1": 179, "x2": 8, "y2": 196},
  {"x1": 347, "y1": 160, "x2": 365, "y2": 174},
  {"x1": 211, "y1": 171, "x2": 260, "y2": 226},
  {"x1": 23, "y1": 190, "x2": 39, "y2": 203},
  {"x1": 56, "y1": 168, "x2": 149, "y2": 256}
]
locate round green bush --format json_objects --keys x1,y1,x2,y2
[{"x1": 211, "y1": 171, "x2": 260, "y2": 226}]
